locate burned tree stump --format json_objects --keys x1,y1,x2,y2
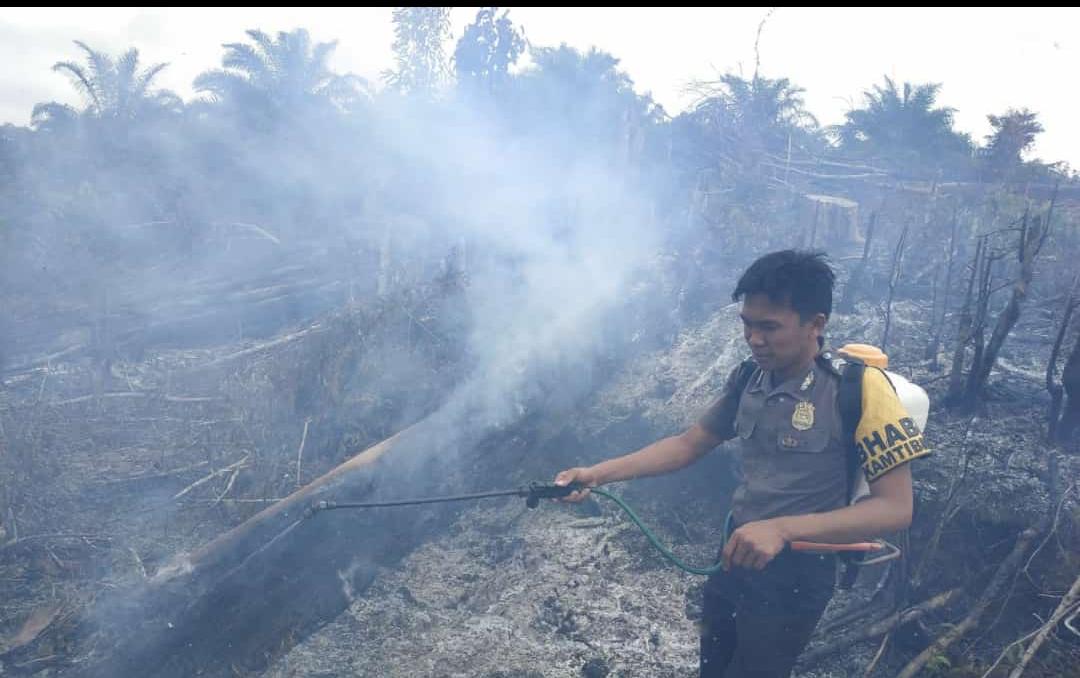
[{"x1": 800, "y1": 194, "x2": 860, "y2": 247}]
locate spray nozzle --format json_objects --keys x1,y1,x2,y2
[{"x1": 303, "y1": 500, "x2": 334, "y2": 519}]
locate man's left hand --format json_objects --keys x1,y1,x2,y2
[{"x1": 722, "y1": 519, "x2": 789, "y2": 571}]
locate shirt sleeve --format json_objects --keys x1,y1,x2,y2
[
  {"x1": 856, "y1": 368, "x2": 932, "y2": 482},
  {"x1": 697, "y1": 363, "x2": 745, "y2": 441}
]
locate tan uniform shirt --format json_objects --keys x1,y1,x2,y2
[{"x1": 699, "y1": 352, "x2": 930, "y2": 526}]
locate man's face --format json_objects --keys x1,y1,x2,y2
[{"x1": 739, "y1": 293, "x2": 824, "y2": 373}]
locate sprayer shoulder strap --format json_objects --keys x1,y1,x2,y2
[
  {"x1": 732, "y1": 357, "x2": 759, "y2": 400},
  {"x1": 837, "y1": 360, "x2": 865, "y2": 500}
]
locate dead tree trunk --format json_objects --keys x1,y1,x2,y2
[
  {"x1": 881, "y1": 223, "x2": 909, "y2": 354},
  {"x1": 966, "y1": 211, "x2": 1050, "y2": 408},
  {"x1": 926, "y1": 262, "x2": 940, "y2": 341},
  {"x1": 947, "y1": 237, "x2": 985, "y2": 402},
  {"x1": 1047, "y1": 276, "x2": 1079, "y2": 442},
  {"x1": 30, "y1": 415, "x2": 498, "y2": 677},
  {"x1": 961, "y1": 243, "x2": 1002, "y2": 409},
  {"x1": 838, "y1": 211, "x2": 877, "y2": 315},
  {"x1": 925, "y1": 207, "x2": 959, "y2": 367}
]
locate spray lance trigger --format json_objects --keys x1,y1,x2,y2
[{"x1": 523, "y1": 481, "x2": 584, "y2": 508}]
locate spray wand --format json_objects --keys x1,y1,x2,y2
[{"x1": 305, "y1": 482, "x2": 898, "y2": 576}]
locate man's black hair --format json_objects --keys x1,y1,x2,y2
[{"x1": 732, "y1": 250, "x2": 835, "y2": 321}]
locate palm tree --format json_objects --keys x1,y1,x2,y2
[
  {"x1": 836, "y1": 76, "x2": 971, "y2": 175},
  {"x1": 195, "y1": 29, "x2": 368, "y2": 120},
  {"x1": 685, "y1": 72, "x2": 818, "y2": 160},
  {"x1": 983, "y1": 108, "x2": 1043, "y2": 177},
  {"x1": 32, "y1": 41, "x2": 181, "y2": 130}
]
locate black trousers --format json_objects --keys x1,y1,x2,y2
[{"x1": 700, "y1": 550, "x2": 835, "y2": 678}]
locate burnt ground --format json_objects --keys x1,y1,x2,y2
[
  {"x1": 2, "y1": 291, "x2": 1078, "y2": 677},
  {"x1": 265, "y1": 301, "x2": 1080, "y2": 677}
]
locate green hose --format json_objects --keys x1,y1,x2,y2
[
  {"x1": 590, "y1": 487, "x2": 733, "y2": 576},
  {"x1": 313, "y1": 482, "x2": 737, "y2": 576},
  {"x1": 314, "y1": 484, "x2": 881, "y2": 578}
]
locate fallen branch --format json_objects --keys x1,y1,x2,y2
[
  {"x1": 759, "y1": 161, "x2": 888, "y2": 180},
  {"x1": 172, "y1": 454, "x2": 250, "y2": 501},
  {"x1": 130, "y1": 548, "x2": 147, "y2": 579},
  {"x1": 213, "y1": 468, "x2": 241, "y2": 506},
  {"x1": 1005, "y1": 572, "x2": 1080, "y2": 678},
  {"x1": 11, "y1": 654, "x2": 62, "y2": 671},
  {"x1": 895, "y1": 527, "x2": 1043, "y2": 678},
  {"x1": 0, "y1": 533, "x2": 110, "y2": 552},
  {"x1": 1022, "y1": 481, "x2": 1075, "y2": 589},
  {"x1": 225, "y1": 222, "x2": 281, "y2": 245},
  {"x1": 1066, "y1": 604, "x2": 1080, "y2": 639},
  {"x1": 97, "y1": 460, "x2": 210, "y2": 485},
  {"x1": 979, "y1": 587, "x2": 1079, "y2": 678},
  {"x1": 862, "y1": 632, "x2": 890, "y2": 677},
  {"x1": 1, "y1": 343, "x2": 87, "y2": 376},
  {"x1": 49, "y1": 392, "x2": 146, "y2": 407},
  {"x1": 295, "y1": 417, "x2": 312, "y2": 489},
  {"x1": 802, "y1": 588, "x2": 961, "y2": 665},
  {"x1": 197, "y1": 325, "x2": 325, "y2": 370}
]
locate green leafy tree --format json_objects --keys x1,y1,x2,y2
[
  {"x1": 384, "y1": 7, "x2": 452, "y2": 98},
  {"x1": 453, "y1": 7, "x2": 526, "y2": 99},
  {"x1": 983, "y1": 107, "x2": 1043, "y2": 180}
]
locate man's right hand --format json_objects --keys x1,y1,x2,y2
[{"x1": 554, "y1": 467, "x2": 598, "y2": 502}]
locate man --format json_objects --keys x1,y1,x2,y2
[{"x1": 554, "y1": 250, "x2": 930, "y2": 677}]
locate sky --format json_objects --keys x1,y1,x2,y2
[{"x1": 2, "y1": 7, "x2": 1077, "y2": 168}]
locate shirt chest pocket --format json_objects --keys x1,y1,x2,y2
[{"x1": 734, "y1": 395, "x2": 765, "y2": 439}]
